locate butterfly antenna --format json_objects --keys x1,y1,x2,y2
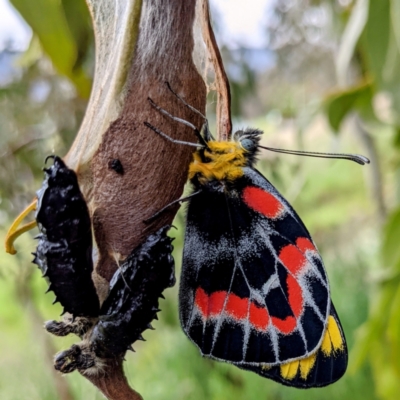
[{"x1": 258, "y1": 146, "x2": 370, "y2": 165}]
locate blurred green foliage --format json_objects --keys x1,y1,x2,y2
[
  {"x1": 10, "y1": 0, "x2": 93, "y2": 98},
  {"x1": 321, "y1": 2, "x2": 400, "y2": 399},
  {"x1": 0, "y1": 0, "x2": 399, "y2": 399}
]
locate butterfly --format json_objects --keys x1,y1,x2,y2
[{"x1": 144, "y1": 84, "x2": 369, "y2": 388}]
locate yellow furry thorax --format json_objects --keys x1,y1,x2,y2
[{"x1": 188, "y1": 141, "x2": 247, "y2": 184}]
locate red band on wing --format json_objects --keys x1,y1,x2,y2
[
  {"x1": 279, "y1": 244, "x2": 307, "y2": 275},
  {"x1": 242, "y1": 186, "x2": 284, "y2": 219},
  {"x1": 271, "y1": 316, "x2": 297, "y2": 334},
  {"x1": 208, "y1": 291, "x2": 226, "y2": 316},
  {"x1": 287, "y1": 274, "x2": 303, "y2": 317},
  {"x1": 194, "y1": 288, "x2": 271, "y2": 331},
  {"x1": 296, "y1": 237, "x2": 317, "y2": 253},
  {"x1": 195, "y1": 287, "x2": 208, "y2": 317},
  {"x1": 195, "y1": 288, "x2": 301, "y2": 335},
  {"x1": 195, "y1": 289, "x2": 227, "y2": 319},
  {"x1": 249, "y1": 302, "x2": 270, "y2": 330},
  {"x1": 226, "y1": 293, "x2": 249, "y2": 320}
]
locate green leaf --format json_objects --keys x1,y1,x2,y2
[
  {"x1": 390, "y1": 0, "x2": 400, "y2": 55},
  {"x1": 382, "y1": 206, "x2": 400, "y2": 268},
  {"x1": 392, "y1": 127, "x2": 400, "y2": 149},
  {"x1": 336, "y1": 0, "x2": 369, "y2": 86},
  {"x1": 61, "y1": 0, "x2": 92, "y2": 70},
  {"x1": 360, "y1": 0, "x2": 391, "y2": 88},
  {"x1": 10, "y1": 0, "x2": 92, "y2": 98},
  {"x1": 351, "y1": 277, "x2": 399, "y2": 372},
  {"x1": 387, "y1": 283, "x2": 400, "y2": 376},
  {"x1": 324, "y1": 80, "x2": 373, "y2": 132}
]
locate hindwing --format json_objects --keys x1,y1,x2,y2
[
  {"x1": 239, "y1": 304, "x2": 347, "y2": 387},
  {"x1": 180, "y1": 167, "x2": 341, "y2": 370}
]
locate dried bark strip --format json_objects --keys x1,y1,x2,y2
[{"x1": 200, "y1": 0, "x2": 232, "y2": 141}]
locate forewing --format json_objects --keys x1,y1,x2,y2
[{"x1": 180, "y1": 167, "x2": 333, "y2": 367}]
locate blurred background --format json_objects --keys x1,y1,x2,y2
[{"x1": 0, "y1": 0, "x2": 398, "y2": 399}]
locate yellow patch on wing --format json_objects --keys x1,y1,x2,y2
[
  {"x1": 279, "y1": 352, "x2": 318, "y2": 381},
  {"x1": 280, "y1": 360, "x2": 300, "y2": 380},
  {"x1": 321, "y1": 315, "x2": 344, "y2": 356},
  {"x1": 299, "y1": 352, "x2": 317, "y2": 379},
  {"x1": 188, "y1": 141, "x2": 247, "y2": 184}
]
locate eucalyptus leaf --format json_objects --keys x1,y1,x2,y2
[
  {"x1": 10, "y1": 0, "x2": 92, "y2": 98},
  {"x1": 381, "y1": 206, "x2": 400, "y2": 268},
  {"x1": 336, "y1": 0, "x2": 369, "y2": 86},
  {"x1": 325, "y1": 80, "x2": 373, "y2": 132},
  {"x1": 360, "y1": 0, "x2": 391, "y2": 88}
]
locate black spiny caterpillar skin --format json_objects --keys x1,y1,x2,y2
[
  {"x1": 33, "y1": 156, "x2": 100, "y2": 317},
  {"x1": 91, "y1": 226, "x2": 176, "y2": 357}
]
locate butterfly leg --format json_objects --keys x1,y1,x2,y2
[
  {"x1": 146, "y1": 96, "x2": 209, "y2": 146},
  {"x1": 144, "y1": 121, "x2": 201, "y2": 148},
  {"x1": 164, "y1": 82, "x2": 214, "y2": 141},
  {"x1": 165, "y1": 82, "x2": 207, "y2": 119},
  {"x1": 45, "y1": 316, "x2": 95, "y2": 338},
  {"x1": 54, "y1": 343, "x2": 99, "y2": 375}
]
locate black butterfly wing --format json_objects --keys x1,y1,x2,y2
[{"x1": 180, "y1": 167, "x2": 344, "y2": 374}]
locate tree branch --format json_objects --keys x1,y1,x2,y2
[{"x1": 84, "y1": 360, "x2": 142, "y2": 400}]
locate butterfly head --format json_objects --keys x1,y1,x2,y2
[{"x1": 232, "y1": 128, "x2": 263, "y2": 166}]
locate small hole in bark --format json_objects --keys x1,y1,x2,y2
[{"x1": 109, "y1": 159, "x2": 124, "y2": 175}]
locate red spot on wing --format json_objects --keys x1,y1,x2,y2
[
  {"x1": 296, "y1": 237, "x2": 317, "y2": 254},
  {"x1": 249, "y1": 302, "x2": 270, "y2": 330},
  {"x1": 271, "y1": 316, "x2": 297, "y2": 334},
  {"x1": 287, "y1": 274, "x2": 303, "y2": 317},
  {"x1": 226, "y1": 293, "x2": 249, "y2": 320},
  {"x1": 195, "y1": 289, "x2": 226, "y2": 318},
  {"x1": 208, "y1": 291, "x2": 226, "y2": 316},
  {"x1": 279, "y1": 244, "x2": 307, "y2": 275},
  {"x1": 242, "y1": 186, "x2": 284, "y2": 219},
  {"x1": 194, "y1": 287, "x2": 208, "y2": 318}
]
